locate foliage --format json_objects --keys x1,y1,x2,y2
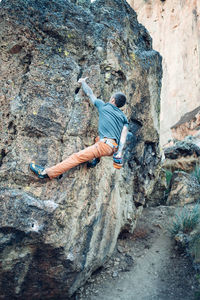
[
  {"x1": 194, "y1": 274, "x2": 200, "y2": 300},
  {"x1": 163, "y1": 168, "x2": 173, "y2": 199},
  {"x1": 192, "y1": 165, "x2": 200, "y2": 184},
  {"x1": 194, "y1": 290, "x2": 200, "y2": 300},
  {"x1": 189, "y1": 233, "x2": 200, "y2": 263},
  {"x1": 165, "y1": 169, "x2": 173, "y2": 187},
  {"x1": 168, "y1": 204, "x2": 200, "y2": 237}
]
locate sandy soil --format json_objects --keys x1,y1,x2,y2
[{"x1": 74, "y1": 206, "x2": 199, "y2": 300}]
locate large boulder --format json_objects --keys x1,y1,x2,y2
[
  {"x1": 167, "y1": 171, "x2": 200, "y2": 206},
  {"x1": 164, "y1": 140, "x2": 200, "y2": 160},
  {"x1": 163, "y1": 140, "x2": 200, "y2": 172},
  {"x1": 0, "y1": 0, "x2": 162, "y2": 298}
]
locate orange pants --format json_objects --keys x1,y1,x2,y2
[{"x1": 46, "y1": 139, "x2": 114, "y2": 179}]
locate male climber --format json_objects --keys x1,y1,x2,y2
[{"x1": 30, "y1": 78, "x2": 129, "y2": 179}]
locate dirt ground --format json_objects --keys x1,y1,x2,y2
[{"x1": 74, "y1": 206, "x2": 200, "y2": 300}]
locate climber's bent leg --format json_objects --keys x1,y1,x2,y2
[{"x1": 46, "y1": 141, "x2": 113, "y2": 179}]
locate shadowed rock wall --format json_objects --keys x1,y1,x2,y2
[{"x1": 0, "y1": 0, "x2": 162, "y2": 298}]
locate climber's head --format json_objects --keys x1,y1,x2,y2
[{"x1": 110, "y1": 92, "x2": 126, "y2": 108}]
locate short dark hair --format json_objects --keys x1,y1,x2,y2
[{"x1": 113, "y1": 92, "x2": 126, "y2": 108}]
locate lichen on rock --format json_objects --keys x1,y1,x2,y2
[{"x1": 0, "y1": 0, "x2": 162, "y2": 298}]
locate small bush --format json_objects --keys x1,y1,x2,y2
[{"x1": 168, "y1": 204, "x2": 200, "y2": 237}]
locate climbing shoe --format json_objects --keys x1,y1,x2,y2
[
  {"x1": 29, "y1": 163, "x2": 49, "y2": 179},
  {"x1": 113, "y1": 153, "x2": 123, "y2": 169},
  {"x1": 87, "y1": 158, "x2": 100, "y2": 169}
]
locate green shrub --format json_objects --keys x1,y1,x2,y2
[
  {"x1": 189, "y1": 233, "x2": 200, "y2": 264},
  {"x1": 192, "y1": 165, "x2": 200, "y2": 184},
  {"x1": 165, "y1": 169, "x2": 173, "y2": 186},
  {"x1": 168, "y1": 204, "x2": 200, "y2": 237},
  {"x1": 194, "y1": 290, "x2": 200, "y2": 300},
  {"x1": 163, "y1": 169, "x2": 173, "y2": 199}
]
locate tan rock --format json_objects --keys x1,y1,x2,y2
[
  {"x1": 171, "y1": 106, "x2": 200, "y2": 142},
  {"x1": 163, "y1": 156, "x2": 200, "y2": 173},
  {"x1": 128, "y1": 0, "x2": 200, "y2": 146},
  {"x1": 167, "y1": 171, "x2": 200, "y2": 206},
  {"x1": 163, "y1": 139, "x2": 200, "y2": 172}
]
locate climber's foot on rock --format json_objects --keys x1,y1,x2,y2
[
  {"x1": 29, "y1": 163, "x2": 49, "y2": 179},
  {"x1": 87, "y1": 158, "x2": 100, "y2": 169}
]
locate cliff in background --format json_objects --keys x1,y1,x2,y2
[
  {"x1": 0, "y1": 0, "x2": 162, "y2": 298},
  {"x1": 128, "y1": 0, "x2": 200, "y2": 146}
]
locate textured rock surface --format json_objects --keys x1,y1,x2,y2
[
  {"x1": 128, "y1": 0, "x2": 200, "y2": 146},
  {"x1": 163, "y1": 140, "x2": 200, "y2": 172},
  {"x1": 167, "y1": 171, "x2": 200, "y2": 206},
  {"x1": 0, "y1": 0, "x2": 162, "y2": 298},
  {"x1": 171, "y1": 106, "x2": 200, "y2": 142},
  {"x1": 164, "y1": 141, "x2": 200, "y2": 160}
]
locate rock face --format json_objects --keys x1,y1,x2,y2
[
  {"x1": 0, "y1": 0, "x2": 162, "y2": 298},
  {"x1": 167, "y1": 171, "x2": 200, "y2": 206},
  {"x1": 128, "y1": 0, "x2": 200, "y2": 146},
  {"x1": 163, "y1": 140, "x2": 200, "y2": 172},
  {"x1": 171, "y1": 106, "x2": 200, "y2": 143},
  {"x1": 164, "y1": 141, "x2": 200, "y2": 160},
  {"x1": 163, "y1": 140, "x2": 200, "y2": 206}
]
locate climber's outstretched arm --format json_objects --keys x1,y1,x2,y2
[
  {"x1": 78, "y1": 77, "x2": 97, "y2": 105},
  {"x1": 115, "y1": 125, "x2": 128, "y2": 158}
]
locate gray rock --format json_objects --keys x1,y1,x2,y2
[
  {"x1": 167, "y1": 171, "x2": 200, "y2": 206},
  {"x1": 164, "y1": 141, "x2": 200, "y2": 159}
]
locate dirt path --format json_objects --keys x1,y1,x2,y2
[{"x1": 75, "y1": 206, "x2": 199, "y2": 300}]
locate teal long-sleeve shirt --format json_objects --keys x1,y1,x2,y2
[{"x1": 94, "y1": 99, "x2": 129, "y2": 145}]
